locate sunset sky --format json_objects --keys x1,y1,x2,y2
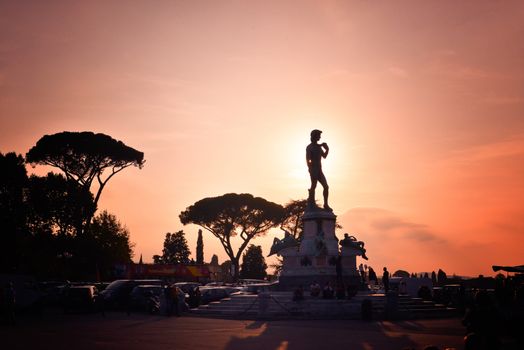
[{"x1": 1, "y1": 1, "x2": 523, "y2": 277}]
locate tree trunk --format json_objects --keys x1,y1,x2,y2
[{"x1": 231, "y1": 258, "x2": 240, "y2": 282}]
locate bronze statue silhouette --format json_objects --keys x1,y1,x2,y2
[
  {"x1": 268, "y1": 230, "x2": 299, "y2": 256},
  {"x1": 339, "y1": 233, "x2": 368, "y2": 260},
  {"x1": 306, "y1": 129, "x2": 331, "y2": 211}
]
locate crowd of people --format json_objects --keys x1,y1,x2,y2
[
  {"x1": 461, "y1": 274, "x2": 524, "y2": 349},
  {"x1": 292, "y1": 265, "x2": 390, "y2": 302}
]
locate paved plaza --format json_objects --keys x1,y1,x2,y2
[{"x1": 2, "y1": 311, "x2": 465, "y2": 350}]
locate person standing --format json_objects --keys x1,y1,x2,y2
[
  {"x1": 164, "y1": 284, "x2": 172, "y2": 316},
  {"x1": 4, "y1": 282, "x2": 16, "y2": 326},
  {"x1": 368, "y1": 267, "x2": 378, "y2": 285},
  {"x1": 382, "y1": 267, "x2": 390, "y2": 294},
  {"x1": 170, "y1": 284, "x2": 180, "y2": 316},
  {"x1": 359, "y1": 263, "x2": 366, "y2": 284}
]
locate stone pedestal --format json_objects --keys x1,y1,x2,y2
[{"x1": 277, "y1": 208, "x2": 360, "y2": 290}]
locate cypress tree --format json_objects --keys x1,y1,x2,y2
[{"x1": 196, "y1": 229, "x2": 204, "y2": 264}]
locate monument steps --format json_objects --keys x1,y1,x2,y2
[{"x1": 189, "y1": 292, "x2": 459, "y2": 320}]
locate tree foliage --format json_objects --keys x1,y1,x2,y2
[
  {"x1": 240, "y1": 244, "x2": 267, "y2": 280},
  {"x1": 220, "y1": 260, "x2": 232, "y2": 282},
  {"x1": 26, "y1": 131, "x2": 144, "y2": 232},
  {"x1": 437, "y1": 268, "x2": 448, "y2": 285},
  {"x1": 27, "y1": 173, "x2": 95, "y2": 236},
  {"x1": 0, "y1": 152, "x2": 29, "y2": 272},
  {"x1": 88, "y1": 211, "x2": 134, "y2": 262},
  {"x1": 179, "y1": 193, "x2": 283, "y2": 280},
  {"x1": 153, "y1": 231, "x2": 191, "y2": 264},
  {"x1": 78, "y1": 210, "x2": 134, "y2": 279},
  {"x1": 280, "y1": 199, "x2": 307, "y2": 239},
  {"x1": 269, "y1": 256, "x2": 283, "y2": 276},
  {"x1": 210, "y1": 254, "x2": 219, "y2": 266},
  {"x1": 0, "y1": 149, "x2": 135, "y2": 279},
  {"x1": 431, "y1": 271, "x2": 437, "y2": 285},
  {"x1": 196, "y1": 229, "x2": 204, "y2": 264}
]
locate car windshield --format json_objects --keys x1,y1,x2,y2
[{"x1": 103, "y1": 280, "x2": 129, "y2": 292}]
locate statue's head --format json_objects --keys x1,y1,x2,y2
[{"x1": 310, "y1": 129, "x2": 322, "y2": 142}]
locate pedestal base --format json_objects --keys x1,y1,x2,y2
[
  {"x1": 276, "y1": 207, "x2": 363, "y2": 291},
  {"x1": 277, "y1": 274, "x2": 360, "y2": 291}
]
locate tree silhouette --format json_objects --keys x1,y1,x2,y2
[
  {"x1": 179, "y1": 193, "x2": 283, "y2": 281},
  {"x1": 26, "y1": 131, "x2": 144, "y2": 233},
  {"x1": 269, "y1": 256, "x2": 283, "y2": 276},
  {"x1": 27, "y1": 173, "x2": 95, "y2": 236},
  {"x1": 393, "y1": 269, "x2": 410, "y2": 278},
  {"x1": 240, "y1": 244, "x2": 267, "y2": 280},
  {"x1": 153, "y1": 231, "x2": 191, "y2": 264},
  {"x1": 437, "y1": 268, "x2": 448, "y2": 286},
  {"x1": 210, "y1": 254, "x2": 219, "y2": 266},
  {"x1": 196, "y1": 229, "x2": 204, "y2": 264},
  {"x1": 220, "y1": 260, "x2": 232, "y2": 282},
  {"x1": 0, "y1": 152, "x2": 29, "y2": 272},
  {"x1": 280, "y1": 199, "x2": 307, "y2": 239},
  {"x1": 80, "y1": 210, "x2": 134, "y2": 279}
]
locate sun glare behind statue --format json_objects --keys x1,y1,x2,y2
[{"x1": 278, "y1": 124, "x2": 350, "y2": 194}]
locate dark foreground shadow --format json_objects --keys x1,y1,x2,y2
[{"x1": 223, "y1": 319, "x2": 419, "y2": 350}]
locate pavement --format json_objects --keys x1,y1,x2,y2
[{"x1": 1, "y1": 309, "x2": 466, "y2": 350}]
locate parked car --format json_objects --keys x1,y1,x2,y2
[
  {"x1": 205, "y1": 282, "x2": 224, "y2": 287},
  {"x1": 244, "y1": 283, "x2": 274, "y2": 295},
  {"x1": 239, "y1": 279, "x2": 267, "y2": 285},
  {"x1": 63, "y1": 285, "x2": 97, "y2": 313},
  {"x1": 199, "y1": 286, "x2": 230, "y2": 304},
  {"x1": 99, "y1": 279, "x2": 162, "y2": 309},
  {"x1": 174, "y1": 282, "x2": 201, "y2": 294},
  {"x1": 129, "y1": 285, "x2": 163, "y2": 313}
]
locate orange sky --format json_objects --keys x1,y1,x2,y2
[{"x1": 1, "y1": 1, "x2": 523, "y2": 277}]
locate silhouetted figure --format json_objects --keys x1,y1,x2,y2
[
  {"x1": 335, "y1": 281, "x2": 346, "y2": 299},
  {"x1": 4, "y1": 282, "x2": 16, "y2": 326},
  {"x1": 147, "y1": 290, "x2": 159, "y2": 314},
  {"x1": 368, "y1": 267, "x2": 378, "y2": 285},
  {"x1": 188, "y1": 287, "x2": 201, "y2": 308},
  {"x1": 125, "y1": 291, "x2": 132, "y2": 316},
  {"x1": 170, "y1": 284, "x2": 180, "y2": 316},
  {"x1": 293, "y1": 285, "x2": 304, "y2": 301},
  {"x1": 309, "y1": 281, "x2": 321, "y2": 297},
  {"x1": 462, "y1": 290, "x2": 501, "y2": 349},
  {"x1": 322, "y1": 282, "x2": 334, "y2": 299},
  {"x1": 382, "y1": 267, "x2": 390, "y2": 294},
  {"x1": 164, "y1": 284, "x2": 172, "y2": 316},
  {"x1": 96, "y1": 293, "x2": 106, "y2": 317},
  {"x1": 359, "y1": 263, "x2": 366, "y2": 284},
  {"x1": 335, "y1": 255, "x2": 342, "y2": 280},
  {"x1": 306, "y1": 129, "x2": 331, "y2": 211}
]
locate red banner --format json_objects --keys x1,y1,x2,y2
[{"x1": 116, "y1": 263, "x2": 210, "y2": 279}]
